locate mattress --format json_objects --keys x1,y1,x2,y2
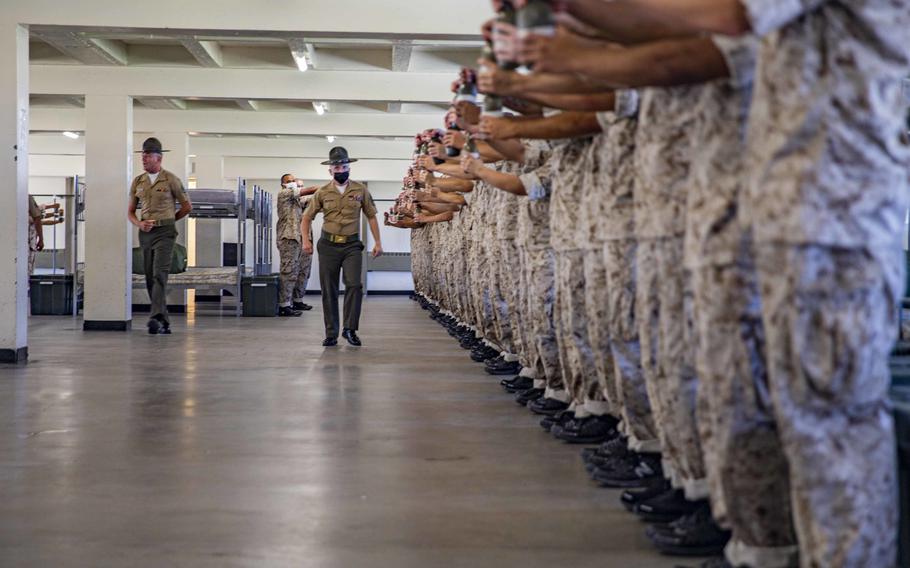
[{"x1": 77, "y1": 267, "x2": 246, "y2": 288}]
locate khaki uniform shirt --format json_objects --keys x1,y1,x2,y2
[
  {"x1": 129, "y1": 169, "x2": 189, "y2": 222},
  {"x1": 741, "y1": 0, "x2": 910, "y2": 249},
  {"x1": 304, "y1": 181, "x2": 377, "y2": 236},
  {"x1": 276, "y1": 187, "x2": 308, "y2": 242}
]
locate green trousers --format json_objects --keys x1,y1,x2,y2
[
  {"x1": 317, "y1": 237, "x2": 364, "y2": 338},
  {"x1": 138, "y1": 225, "x2": 177, "y2": 324}
]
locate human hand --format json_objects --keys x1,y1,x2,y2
[
  {"x1": 479, "y1": 116, "x2": 518, "y2": 140},
  {"x1": 372, "y1": 243, "x2": 383, "y2": 258},
  {"x1": 477, "y1": 62, "x2": 520, "y2": 96},
  {"x1": 517, "y1": 25, "x2": 585, "y2": 74},
  {"x1": 303, "y1": 240, "x2": 314, "y2": 255},
  {"x1": 139, "y1": 220, "x2": 156, "y2": 232},
  {"x1": 443, "y1": 130, "x2": 466, "y2": 150},
  {"x1": 36, "y1": 237, "x2": 44, "y2": 252},
  {"x1": 461, "y1": 154, "x2": 482, "y2": 176}
]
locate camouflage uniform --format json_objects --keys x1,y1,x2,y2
[
  {"x1": 594, "y1": 95, "x2": 657, "y2": 450},
  {"x1": 550, "y1": 137, "x2": 600, "y2": 416},
  {"x1": 579, "y1": 133, "x2": 617, "y2": 417},
  {"x1": 518, "y1": 141, "x2": 564, "y2": 397},
  {"x1": 635, "y1": 86, "x2": 703, "y2": 480},
  {"x1": 276, "y1": 188, "x2": 313, "y2": 307},
  {"x1": 730, "y1": 1, "x2": 910, "y2": 565},
  {"x1": 486, "y1": 168, "x2": 516, "y2": 354},
  {"x1": 495, "y1": 161, "x2": 529, "y2": 367},
  {"x1": 28, "y1": 196, "x2": 41, "y2": 276}
]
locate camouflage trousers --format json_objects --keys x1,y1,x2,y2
[
  {"x1": 583, "y1": 247, "x2": 616, "y2": 415},
  {"x1": 751, "y1": 243, "x2": 899, "y2": 568},
  {"x1": 499, "y1": 238, "x2": 531, "y2": 366},
  {"x1": 554, "y1": 249, "x2": 599, "y2": 412},
  {"x1": 489, "y1": 237, "x2": 514, "y2": 352},
  {"x1": 468, "y1": 239, "x2": 495, "y2": 341},
  {"x1": 527, "y1": 247, "x2": 563, "y2": 392},
  {"x1": 278, "y1": 238, "x2": 313, "y2": 306},
  {"x1": 693, "y1": 254, "x2": 798, "y2": 568},
  {"x1": 606, "y1": 239, "x2": 659, "y2": 452},
  {"x1": 645, "y1": 237, "x2": 705, "y2": 495}
]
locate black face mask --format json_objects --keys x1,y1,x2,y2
[{"x1": 333, "y1": 171, "x2": 350, "y2": 185}]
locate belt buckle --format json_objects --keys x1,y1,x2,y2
[{"x1": 331, "y1": 234, "x2": 346, "y2": 244}]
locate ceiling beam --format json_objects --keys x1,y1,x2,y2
[
  {"x1": 32, "y1": 31, "x2": 127, "y2": 65},
  {"x1": 387, "y1": 102, "x2": 402, "y2": 113},
  {"x1": 30, "y1": 107, "x2": 443, "y2": 137},
  {"x1": 15, "y1": 1, "x2": 491, "y2": 37},
  {"x1": 31, "y1": 65, "x2": 456, "y2": 103},
  {"x1": 137, "y1": 97, "x2": 187, "y2": 110},
  {"x1": 179, "y1": 37, "x2": 223, "y2": 67},
  {"x1": 391, "y1": 41, "x2": 413, "y2": 72},
  {"x1": 234, "y1": 99, "x2": 259, "y2": 111}
]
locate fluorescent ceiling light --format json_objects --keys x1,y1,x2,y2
[
  {"x1": 326, "y1": 136, "x2": 336, "y2": 143},
  {"x1": 313, "y1": 102, "x2": 326, "y2": 115},
  {"x1": 293, "y1": 53, "x2": 309, "y2": 72},
  {"x1": 62, "y1": 131, "x2": 80, "y2": 139}
]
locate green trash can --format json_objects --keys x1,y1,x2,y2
[
  {"x1": 29, "y1": 274, "x2": 74, "y2": 315},
  {"x1": 241, "y1": 275, "x2": 279, "y2": 317}
]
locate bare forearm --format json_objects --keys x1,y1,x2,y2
[
  {"x1": 484, "y1": 138, "x2": 525, "y2": 163},
  {"x1": 175, "y1": 202, "x2": 193, "y2": 221},
  {"x1": 434, "y1": 163, "x2": 477, "y2": 180},
  {"x1": 562, "y1": 37, "x2": 728, "y2": 87},
  {"x1": 368, "y1": 216, "x2": 382, "y2": 246},
  {"x1": 475, "y1": 168, "x2": 526, "y2": 196},
  {"x1": 419, "y1": 202, "x2": 461, "y2": 214},
  {"x1": 512, "y1": 71, "x2": 615, "y2": 95},
  {"x1": 432, "y1": 178, "x2": 475, "y2": 192},
  {"x1": 301, "y1": 217, "x2": 313, "y2": 243},
  {"x1": 524, "y1": 92, "x2": 617, "y2": 111},
  {"x1": 567, "y1": 0, "x2": 749, "y2": 42},
  {"x1": 420, "y1": 212, "x2": 455, "y2": 224},
  {"x1": 508, "y1": 112, "x2": 601, "y2": 140}
]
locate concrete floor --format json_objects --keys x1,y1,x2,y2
[{"x1": 0, "y1": 297, "x2": 686, "y2": 567}]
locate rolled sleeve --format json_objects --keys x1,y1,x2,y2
[
  {"x1": 596, "y1": 111, "x2": 616, "y2": 133},
  {"x1": 303, "y1": 193, "x2": 321, "y2": 219},
  {"x1": 362, "y1": 191, "x2": 378, "y2": 217},
  {"x1": 712, "y1": 34, "x2": 760, "y2": 88},
  {"x1": 520, "y1": 165, "x2": 552, "y2": 202},
  {"x1": 171, "y1": 178, "x2": 189, "y2": 204},
  {"x1": 28, "y1": 197, "x2": 41, "y2": 219},
  {"x1": 740, "y1": 0, "x2": 829, "y2": 36},
  {"x1": 614, "y1": 90, "x2": 640, "y2": 119}
]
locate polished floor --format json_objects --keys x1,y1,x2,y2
[{"x1": 1, "y1": 297, "x2": 686, "y2": 567}]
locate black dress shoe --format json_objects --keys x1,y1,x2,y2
[
  {"x1": 636, "y1": 491, "x2": 703, "y2": 524},
  {"x1": 279, "y1": 306, "x2": 303, "y2": 317},
  {"x1": 646, "y1": 504, "x2": 730, "y2": 557},
  {"x1": 501, "y1": 376, "x2": 533, "y2": 393},
  {"x1": 158, "y1": 324, "x2": 172, "y2": 335},
  {"x1": 322, "y1": 337, "x2": 338, "y2": 347},
  {"x1": 292, "y1": 301, "x2": 313, "y2": 311},
  {"x1": 342, "y1": 329, "x2": 362, "y2": 346},
  {"x1": 582, "y1": 435, "x2": 630, "y2": 463},
  {"x1": 515, "y1": 387, "x2": 544, "y2": 406},
  {"x1": 540, "y1": 409, "x2": 575, "y2": 432},
  {"x1": 620, "y1": 477, "x2": 672, "y2": 512},
  {"x1": 554, "y1": 415, "x2": 620, "y2": 444},
  {"x1": 486, "y1": 364, "x2": 521, "y2": 376},
  {"x1": 591, "y1": 452, "x2": 663, "y2": 488},
  {"x1": 147, "y1": 318, "x2": 160, "y2": 335},
  {"x1": 527, "y1": 397, "x2": 570, "y2": 416}
]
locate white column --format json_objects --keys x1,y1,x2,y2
[
  {"x1": 0, "y1": 25, "x2": 29, "y2": 361},
  {"x1": 194, "y1": 155, "x2": 224, "y2": 268},
  {"x1": 83, "y1": 95, "x2": 133, "y2": 330}
]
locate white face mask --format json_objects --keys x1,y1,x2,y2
[{"x1": 283, "y1": 181, "x2": 298, "y2": 190}]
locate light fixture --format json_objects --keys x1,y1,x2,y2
[
  {"x1": 313, "y1": 102, "x2": 326, "y2": 115},
  {"x1": 293, "y1": 53, "x2": 309, "y2": 72},
  {"x1": 62, "y1": 131, "x2": 80, "y2": 139},
  {"x1": 326, "y1": 135, "x2": 336, "y2": 143}
]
